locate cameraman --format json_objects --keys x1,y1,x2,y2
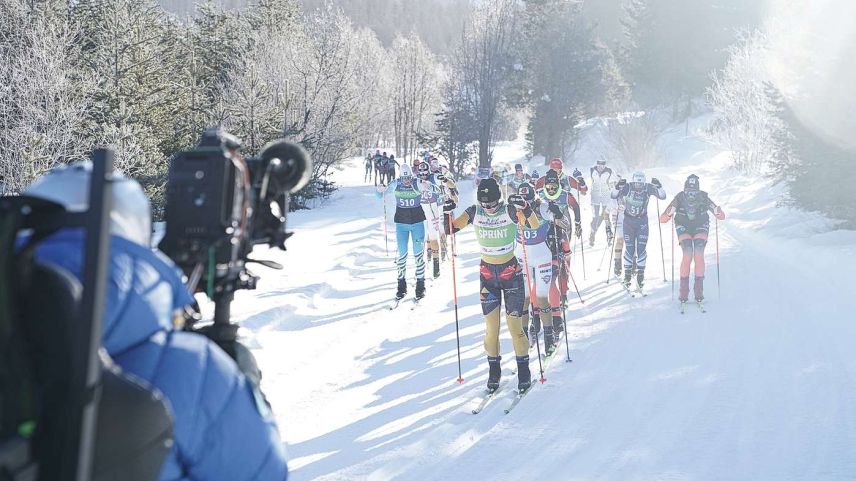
[{"x1": 24, "y1": 163, "x2": 288, "y2": 480}]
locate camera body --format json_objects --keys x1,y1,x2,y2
[{"x1": 159, "y1": 129, "x2": 310, "y2": 299}]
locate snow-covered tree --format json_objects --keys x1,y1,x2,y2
[{"x1": 0, "y1": 1, "x2": 94, "y2": 191}]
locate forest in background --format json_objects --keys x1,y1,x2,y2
[{"x1": 2, "y1": 0, "x2": 853, "y2": 224}]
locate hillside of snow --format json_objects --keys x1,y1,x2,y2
[{"x1": 225, "y1": 117, "x2": 856, "y2": 481}]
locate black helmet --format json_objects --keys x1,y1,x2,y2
[
  {"x1": 545, "y1": 170, "x2": 560, "y2": 186},
  {"x1": 417, "y1": 161, "x2": 430, "y2": 178},
  {"x1": 685, "y1": 174, "x2": 700, "y2": 191},
  {"x1": 517, "y1": 182, "x2": 535, "y2": 202},
  {"x1": 477, "y1": 178, "x2": 501, "y2": 204},
  {"x1": 514, "y1": 163, "x2": 523, "y2": 172}
]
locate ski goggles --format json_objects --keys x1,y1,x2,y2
[{"x1": 479, "y1": 200, "x2": 500, "y2": 212}]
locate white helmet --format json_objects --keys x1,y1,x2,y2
[
  {"x1": 399, "y1": 164, "x2": 413, "y2": 178},
  {"x1": 631, "y1": 171, "x2": 646, "y2": 185},
  {"x1": 25, "y1": 161, "x2": 152, "y2": 246}
]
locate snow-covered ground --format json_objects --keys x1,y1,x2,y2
[{"x1": 227, "y1": 120, "x2": 856, "y2": 481}]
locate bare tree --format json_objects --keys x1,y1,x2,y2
[
  {"x1": 390, "y1": 34, "x2": 442, "y2": 162},
  {"x1": 454, "y1": 0, "x2": 519, "y2": 168}
]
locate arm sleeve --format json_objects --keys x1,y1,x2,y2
[
  {"x1": 567, "y1": 194, "x2": 581, "y2": 223},
  {"x1": 705, "y1": 194, "x2": 719, "y2": 212},
  {"x1": 664, "y1": 195, "x2": 678, "y2": 216},
  {"x1": 449, "y1": 205, "x2": 476, "y2": 233},
  {"x1": 568, "y1": 176, "x2": 588, "y2": 194},
  {"x1": 186, "y1": 343, "x2": 288, "y2": 481},
  {"x1": 650, "y1": 184, "x2": 666, "y2": 200}
]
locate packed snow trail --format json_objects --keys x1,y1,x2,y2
[{"x1": 227, "y1": 139, "x2": 856, "y2": 480}]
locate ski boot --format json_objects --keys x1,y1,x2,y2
[
  {"x1": 395, "y1": 278, "x2": 407, "y2": 300},
  {"x1": 487, "y1": 356, "x2": 501, "y2": 392},
  {"x1": 589, "y1": 231, "x2": 596, "y2": 247},
  {"x1": 623, "y1": 269, "x2": 632, "y2": 289},
  {"x1": 433, "y1": 257, "x2": 441, "y2": 279},
  {"x1": 543, "y1": 326, "x2": 556, "y2": 356},
  {"x1": 694, "y1": 276, "x2": 705, "y2": 302},
  {"x1": 552, "y1": 315, "x2": 564, "y2": 336},
  {"x1": 415, "y1": 278, "x2": 426, "y2": 299},
  {"x1": 636, "y1": 271, "x2": 645, "y2": 291},
  {"x1": 516, "y1": 356, "x2": 532, "y2": 393},
  {"x1": 614, "y1": 257, "x2": 622, "y2": 278}
]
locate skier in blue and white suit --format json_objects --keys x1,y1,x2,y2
[
  {"x1": 25, "y1": 162, "x2": 288, "y2": 481},
  {"x1": 610, "y1": 171, "x2": 666, "y2": 290},
  {"x1": 378, "y1": 164, "x2": 427, "y2": 300}
]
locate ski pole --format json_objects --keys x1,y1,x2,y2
[
  {"x1": 596, "y1": 232, "x2": 610, "y2": 271},
  {"x1": 716, "y1": 217, "x2": 721, "y2": 300},
  {"x1": 606, "y1": 221, "x2": 616, "y2": 285},
  {"x1": 671, "y1": 216, "x2": 675, "y2": 300},
  {"x1": 382, "y1": 190, "x2": 389, "y2": 257},
  {"x1": 566, "y1": 253, "x2": 585, "y2": 305},
  {"x1": 447, "y1": 213, "x2": 464, "y2": 383},
  {"x1": 576, "y1": 185, "x2": 586, "y2": 280},
  {"x1": 552, "y1": 221, "x2": 572, "y2": 363},
  {"x1": 656, "y1": 197, "x2": 667, "y2": 283},
  {"x1": 516, "y1": 213, "x2": 546, "y2": 384}
]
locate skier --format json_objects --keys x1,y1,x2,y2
[
  {"x1": 387, "y1": 154, "x2": 399, "y2": 181},
  {"x1": 535, "y1": 158, "x2": 588, "y2": 196},
  {"x1": 537, "y1": 170, "x2": 582, "y2": 307},
  {"x1": 25, "y1": 162, "x2": 288, "y2": 480},
  {"x1": 377, "y1": 164, "x2": 427, "y2": 300},
  {"x1": 611, "y1": 172, "x2": 666, "y2": 291},
  {"x1": 373, "y1": 150, "x2": 383, "y2": 186},
  {"x1": 365, "y1": 153, "x2": 373, "y2": 183},
  {"x1": 589, "y1": 159, "x2": 614, "y2": 247},
  {"x1": 609, "y1": 174, "x2": 627, "y2": 278},
  {"x1": 444, "y1": 177, "x2": 540, "y2": 393},
  {"x1": 435, "y1": 164, "x2": 459, "y2": 260},
  {"x1": 659, "y1": 174, "x2": 726, "y2": 306},
  {"x1": 507, "y1": 163, "x2": 531, "y2": 193},
  {"x1": 416, "y1": 161, "x2": 444, "y2": 278},
  {"x1": 515, "y1": 182, "x2": 563, "y2": 355}
]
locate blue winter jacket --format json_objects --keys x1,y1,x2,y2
[{"x1": 32, "y1": 229, "x2": 288, "y2": 481}]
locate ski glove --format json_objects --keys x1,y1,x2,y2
[
  {"x1": 508, "y1": 194, "x2": 527, "y2": 210},
  {"x1": 659, "y1": 212, "x2": 671, "y2": 224},
  {"x1": 376, "y1": 185, "x2": 386, "y2": 193},
  {"x1": 443, "y1": 199, "x2": 456, "y2": 212},
  {"x1": 572, "y1": 168, "x2": 582, "y2": 178},
  {"x1": 548, "y1": 203, "x2": 563, "y2": 220},
  {"x1": 616, "y1": 179, "x2": 627, "y2": 189},
  {"x1": 651, "y1": 178, "x2": 662, "y2": 188},
  {"x1": 714, "y1": 206, "x2": 726, "y2": 220}
]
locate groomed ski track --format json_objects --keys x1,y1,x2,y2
[{"x1": 228, "y1": 136, "x2": 856, "y2": 480}]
